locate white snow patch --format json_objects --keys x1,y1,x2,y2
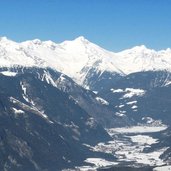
[
  {"x1": 131, "y1": 105, "x2": 138, "y2": 109},
  {"x1": 1, "y1": 71, "x2": 17, "y2": 77},
  {"x1": 130, "y1": 135, "x2": 158, "y2": 145},
  {"x1": 115, "y1": 111, "x2": 126, "y2": 117},
  {"x1": 117, "y1": 114, "x2": 126, "y2": 117},
  {"x1": 119, "y1": 104, "x2": 124, "y2": 108},
  {"x1": 75, "y1": 166, "x2": 97, "y2": 171},
  {"x1": 20, "y1": 81, "x2": 32, "y2": 104},
  {"x1": 153, "y1": 165, "x2": 171, "y2": 171},
  {"x1": 40, "y1": 112, "x2": 48, "y2": 119},
  {"x1": 123, "y1": 88, "x2": 146, "y2": 98},
  {"x1": 127, "y1": 101, "x2": 137, "y2": 105},
  {"x1": 95, "y1": 97, "x2": 109, "y2": 105},
  {"x1": 93, "y1": 91, "x2": 98, "y2": 94},
  {"x1": 41, "y1": 71, "x2": 57, "y2": 87},
  {"x1": 93, "y1": 141, "x2": 118, "y2": 154},
  {"x1": 142, "y1": 118, "x2": 164, "y2": 126},
  {"x1": 12, "y1": 107, "x2": 24, "y2": 114},
  {"x1": 165, "y1": 81, "x2": 171, "y2": 87},
  {"x1": 108, "y1": 125, "x2": 168, "y2": 134},
  {"x1": 111, "y1": 88, "x2": 124, "y2": 93},
  {"x1": 85, "y1": 158, "x2": 118, "y2": 167},
  {"x1": 142, "y1": 117, "x2": 154, "y2": 124},
  {"x1": 116, "y1": 146, "x2": 168, "y2": 166},
  {"x1": 82, "y1": 143, "x2": 92, "y2": 148}
]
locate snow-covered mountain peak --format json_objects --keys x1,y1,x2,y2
[
  {"x1": 32, "y1": 39, "x2": 42, "y2": 45},
  {"x1": 59, "y1": 36, "x2": 92, "y2": 51},
  {"x1": 0, "y1": 37, "x2": 17, "y2": 46},
  {"x1": 74, "y1": 36, "x2": 89, "y2": 42},
  {"x1": 56, "y1": 36, "x2": 120, "y2": 80},
  {"x1": 165, "y1": 48, "x2": 171, "y2": 53},
  {"x1": 0, "y1": 36, "x2": 10, "y2": 42},
  {"x1": 21, "y1": 39, "x2": 43, "y2": 47},
  {"x1": 0, "y1": 36, "x2": 171, "y2": 85},
  {"x1": 113, "y1": 45, "x2": 171, "y2": 75},
  {"x1": 132, "y1": 45, "x2": 148, "y2": 50},
  {"x1": 119, "y1": 45, "x2": 156, "y2": 55}
]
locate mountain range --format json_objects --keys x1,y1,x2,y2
[
  {"x1": 0, "y1": 36, "x2": 171, "y2": 170},
  {"x1": 1, "y1": 36, "x2": 171, "y2": 84}
]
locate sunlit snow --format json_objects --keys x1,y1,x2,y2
[
  {"x1": 95, "y1": 97, "x2": 109, "y2": 105},
  {"x1": 1, "y1": 36, "x2": 171, "y2": 85},
  {"x1": 0, "y1": 71, "x2": 17, "y2": 76}
]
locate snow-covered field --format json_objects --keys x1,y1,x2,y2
[
  {"x1": 153, "y1": 165, "x2": 171, "y2": 171},
  {"x1": 0, "y1": 71, "x2": 17, "y2": 76},
  {"x1": 108, "y1": 125, "x2": 168, "y2": 134},
  {"x1": 129, "y1": 135, "x2": 158, "y2": 145},
  {"x1": 84, "y1": 158, "x2": 118, "y2": 167},
  {"x1": 78, "y1": 124, "x2": 169, "y2": 170},
  {"x1": 107, "y1": 125, "x2": 168, "y2": 166}
]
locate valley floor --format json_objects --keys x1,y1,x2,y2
[{"x1": 75, "y1": 124, "x2": 170, "y2": 171}]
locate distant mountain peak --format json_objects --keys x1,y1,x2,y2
[
  {"x1": 0, "y1": 37, "x2": 15, "y2": 44},
  {"x1": 0, "y1": 36, "x2": 9, "y2": 41},
  {"x1": 63, "y1": 36, "x2": 90, "y2": 46},
  {"x1": 74, "y1": 36, "x2": 88, "y2": 42},
  {"x1": 134, "y1": 45, "x2": 147, "y2": 50},
  {"x1": 32, "y1": 39, "x2": 42, "y2": 45},
  {"x1": 118, "y1": 45, "x2": 156, "y2": 57},
  {"x1": 126, "y1": 45, "x2": 153, "y2": 52}
]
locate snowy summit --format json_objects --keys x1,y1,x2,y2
[{"x1": 0, "y1": 36, "x2": 171, "y2": 84}]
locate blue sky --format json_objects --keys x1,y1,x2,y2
[{"x1": 0, "y1": 0, "x2": 170, "y2": 51}]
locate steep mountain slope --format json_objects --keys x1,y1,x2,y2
[
  {"x1": 0, "y1": 92, "x2": 84, "y2": 171},
  {"x1": 99, "y1": 71, "x2": 171, "y2": 125},
  {"x1": 0, "y1": 67, "x2": 123, "y2": 127},
  {"x1": 0, "y1": 70, "x2": 113, "y2": 171}
]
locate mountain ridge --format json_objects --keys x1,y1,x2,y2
[{"x1": 0, "y1": 36, "x2": 171, "y2": 86}]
